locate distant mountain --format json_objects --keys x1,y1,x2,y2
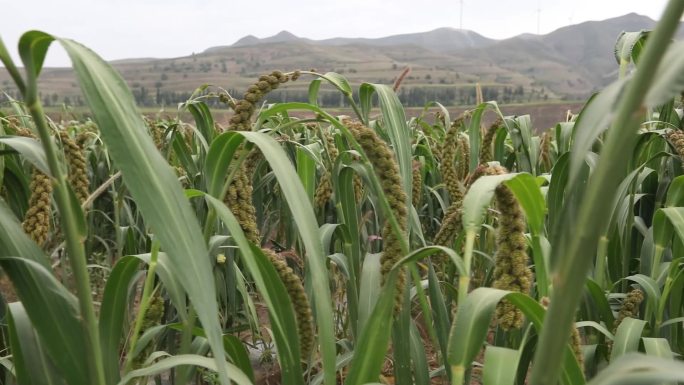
[
  {"x1": 0, "y1": 13, "x2": 674, "y2": 110},
  {"x1": 232, "y1": 30, "x2": 303, "y2": 47},
  {"x1": 318, "y1": 28, "x2": 495, "y2": 51},
  {"x1": 212, "y1": 27, "x2": 495, "y2": 52},
  {"x1": 466, "y1": 12, "x2": 667, "y2": 97}
]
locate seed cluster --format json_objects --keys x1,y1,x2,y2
[
  {"x1": 433, "y1": 119, "x2": 469, "y2": 269},
  {"x1": 314, "y1": 128, "x2": 339, "y2": 208},
  {"x1": 348, "y1": 121, "x2": 408, "y2": 312},
  {"x1": 613, "y1": 288, "x2": 644, "y2": 332},
  {"x1": 314, "y1": 176, "x2": 333, "y2": 209},
  {"x1": 458, "y1": 135, "x2": 470, "y2": 180},
  {"x1": 479, "y1": 119, "x2": 502, "y2": 164},
  {"x1": 16, "y1": 129, "x2": 53, "y2": 246},
  {"x1": 488, "y1": 164, "x2": 533, "y2": 330},
  {"x1": 146, "y1": 119, "x2": 165, "y2": 151},
  {"x1": 229, "y1": 71, "x2": 293, "y2": 131},
  {"x1": 22, "y1": 170, "x2": 52, "y2": 246},
  {"x1": 412, "y1": 160, "x2": 422, "y2": 209},
  {"x1": 263, "y1": 248, "x2": 314, "y2": 359},
  {"x1": 226, "y1": 168, "x2": 260, "y2": 244},
  {"x1": 440, "y1": 118, "x2": 465, "y2": 205},
  {"x1": 134, "y1": 291, "x2": 165, "y2": 367},
  {"x1": 666, "y1": 130, "x2": 684, "y2": 170},
  {"x1": 225, "y1": 71, "x2": 296, "y2": 242},
  {"x1": 539, "y1": 130, "x2": 552, "y2": 170},
  {"x1": 58, "y1": 131, "x2": 90, "y2": 204},
  {"x1": 570, "y1": 326, "x2": 584, "y2": 373}
]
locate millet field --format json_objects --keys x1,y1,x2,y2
[{"x1": 1, "y1": 2, "x2": 684, "y2": 385}]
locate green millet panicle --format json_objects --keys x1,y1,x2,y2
[
  {"x1": 488, "y1": 164, "x2": 533, "y2": 330},
  {"x1": 539, "y1": 130, "x2": 552, "y2": 170},
  {"x1": 433, "y1": 163, "x2": 501, "y2": 273},
  {"x1": 440, "y1": 118, "x2": 465, "y2": 204},
  {"x1": 570, "y1": 326, "x2": 584, "y2": 373},
  {"x1": 58, "y1": 131, "x2": 89, "y2": 204},
  {"x1": 229, "y1": 70, "x2": 292, "y2": 131},
  {"x1": 22, "y1": 170, "x2": 53, "y2": 246},
  {"x1": 134, "y1": 291, "x2": 165, "y2": 367},
  {"x1": 348, "y1": 121, "x2": 408, "y2": 312},
  {"x1": 146, "y1": 119, "x2": 164, "y2": 151},
  {"x1": 244, "y1": 149, "x2": 263, "y2": 177},
  {"x1": 17, "y1": 129, "x2": 52, "y2": 246},
  {"x1": 458, "y1": 135, "x2": 470, "y2": 180},
  {"x1": 666, "y1": 130, "x2": 684, "y2": 170},
  {"x1": 353, "y1": 174, "x2": 364, "y2": 203},
  {"x1": 314, "y1": 128, "x2": 339, "y2": 208},
  {"x1": 263, "y1": 248, "x2": 314, "y2": 359},
  {"x1": 314, "y1": 174, "x2": 333, "y2": 208},
  {"x1": 433, "y1": 123, "x2": 471, "y2": 267},
  {"x1": 322, "y1": 127, "x2": 339, "y2": 161},
  {"x1": 613, "y1": 288, "x2": 644, "y2": 332},
  {"x1": 432, "y1": 206, "x2": 463, "y2": 275},
  {"x1": 479, "y1": 119, "x2": 502, "y2": 164},
  {"x1": 225, "y1": 71, "x2": 294, "y2": 240},
  {"x1": 412, "y1": 160, "x2": 422, "y2": 209},
  {"x1": 225, "y1": 168, "x2": 260, "y2": 244}
]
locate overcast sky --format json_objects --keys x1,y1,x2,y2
[{"x1": 0, "y1": 0, "x2": 670, "y2": 67}]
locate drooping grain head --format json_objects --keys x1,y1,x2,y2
[
  {"x1": 666, "y1": 130, "x2": 684, "y2": 170},
  {"x1": 479, "y1": 118, "x2": 502, "y2": 165},
  {"x1": 229, "y1": 70, "x2": 292, "y2": 132},
  {"x1": 412, "y1": 159, "x2": 422, "y2": 209},
  {"x1": 539, "y1": 130, "x2": 553, "y2": 171},
  {"x1": 440, "y1": 118, "x2": 466, "y2": 207},
  {"x1": 458, "y1": 135, "x2": 470, "y2": 180},
  {"x1": 224, "y1": 71, "x2": 296, "y2": 242},
  {"x1": 347, "y1": 121, "x2": 408, "y2": 313},
  {"x1": 263, "y1": 248, "x2": 314, "y2": 359},
  {"x1": 478, "y1": 164, "x2": 534, "y2": 330},
  {"x1": 224, "y1": 168, "x2": 260, "y2": 244},
  {"x1": 314, "y1": 173, "x2": 333, "y2": 209},
  {"x1": 16, "y1": 129, "x2": 53, "y2": 246},
  {"x1": 314, "y1": 128, "x2": 340, "y2": 208},
  {"x1": 58, "y1": 131, "x2": 90, "y2": 204},
  {"x1": 22, "y1": 170, "x2": 53, "y2": 246},
  {"x1": 134, "y1": 291, "x2": 165, "y2": 368},
  {"x1": 613, "y1": 288, "x2": 645, "y2": 332}
]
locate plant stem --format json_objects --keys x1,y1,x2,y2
[
  {"x1": 450, "y1": 230, "x2": 475, "y2": 385},
  {"x1": 528, "y1": 1, "x2": 684, "y2": 384},
  {"x1": 27, "y1": 99, "x2": 106, "y2": 385},
  {"x1": 124, "y1": 239, "x2": 160, "y2": 373},
  {"x1": 458, "y1": 231, "x2": 476, "y2": 307}
]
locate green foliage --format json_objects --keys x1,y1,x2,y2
[{"x1": 1, "y1": 4, "x2": 684, "y2": 384}]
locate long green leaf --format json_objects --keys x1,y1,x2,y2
[
  {"x1": 358, "y1": 83, "x2": 413, "y2": 208},
  {"x1": 446, "y1": 288, "x2": 584, "y2": 385},
  {"x1": 204, "y1": 194, "x2": 303, "y2": 384},
  {"x1": 0, "y1": 136, "x2": 50, "y2": 175},
  {"x1": 530, "y1": 3, "x2": 684, "y2": 383},
  {"x1": 0, "y1": 257, "x2": 87, "y2": 385},
  {"x1": 7, "y1": 302, "x2": 66, "y2": 385},
  {"x1": 57, "y1": 37, "x2": 230, "y2": 384},
  {"x1": 117, "y1": 353, "x2": 252, "y2": 385},
  {"x1": 237, "y1": 131, "x2": 336, "y2": 385},
  {"x1": 610, "y1": 318, "x2": 647, "y2": 361},
  {"x1": 204, "y1": 132, "x2": 244, "y2": 198},
  {"x1": 483, "y1": 347, "x2": 518, "y2": 385},
  {"x1": 586, "y1": 354, "x2": 684, "y2": 385},
  {"x1": 98, "y1": 256, "x2": 142, "y2": 384}
]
